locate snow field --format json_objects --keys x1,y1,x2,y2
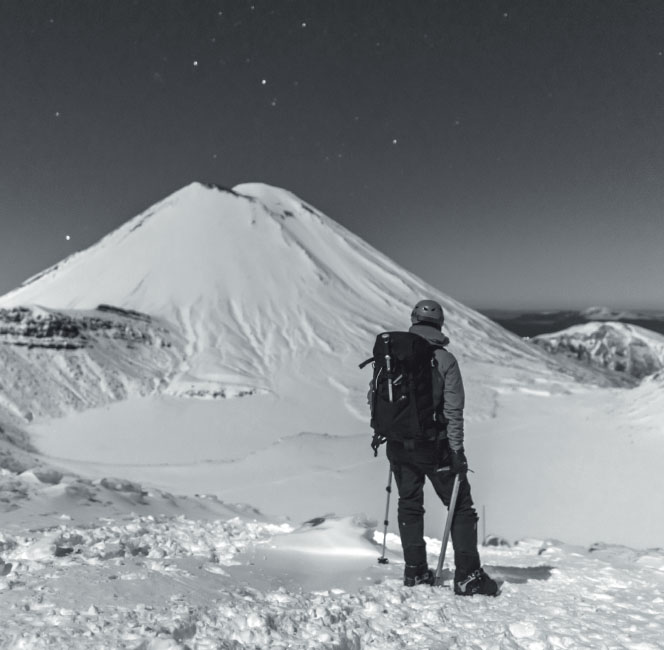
[
  {"x1": 1, "y1": 513, "x2": 663, "y2": 649},
  {"x1": 25, "y1": 376, "x2": 664, "y2": 549}
]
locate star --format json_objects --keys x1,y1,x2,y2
[
  {"x1": 65, "y1": 235, "x2": 71, "y2": 241},
  {"x1": 193, "y1": 60, "x2": 199, "y2": 67},
  {"x1": 392, "y1": 138, "x2": 398, "y2": 144},
  {"x1": 54, "y1": 111, "x2": 61, "y2": 117}
]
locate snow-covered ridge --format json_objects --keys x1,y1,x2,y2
[
  {"x1": 0, "y1": 305, "x2": 153, "y2": 349},
  {"x1": 0, "y1": 305, "x2": 183, "y2": 423},
  {"x1": 582, "y1": 305, "x2": 664, "y2": 322},
  {"x1": 532, "y1": 321, "x2": 664, "y2": 380}
]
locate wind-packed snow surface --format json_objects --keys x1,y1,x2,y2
[{"x1": 1, "y1": 476, "x2": 663, "y2": 650}]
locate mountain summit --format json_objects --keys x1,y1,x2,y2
[{"x1": 0, "y1": 182, "x2": 554, "y2": 402}]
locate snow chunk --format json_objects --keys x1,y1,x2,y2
[{"x1": 510, "y1": 621, "x2": 537, "y2": 638}]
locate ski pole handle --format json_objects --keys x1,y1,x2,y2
[
  {"x1": 381, "y1": 334, "x2": 394, "y2": 403},
  {"x1": 385, "y1": 354, "x2": 394, "y2": 402}
]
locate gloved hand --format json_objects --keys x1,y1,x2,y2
[
  {"x1": 449, "y1": 448, "x2": 468, "y2": 477},
  {"x1": 371, "y1": 434, "x2": 387, "y2": 457}
]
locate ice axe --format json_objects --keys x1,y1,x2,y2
[{"x1": 434, "y1": 471, "x2": 461, "y2": 586}]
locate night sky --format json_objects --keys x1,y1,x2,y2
[{"x1": 1, "y1": 0, "x2": 663, "y2": 309}]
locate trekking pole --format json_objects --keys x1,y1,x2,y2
[
  {"x1": 377, "y1": 332, "x2": 394, "y2": 565},
  {"x1": 434, "y1": 471, "x2": 461, "y2": 587},
  {"x1": 378, "y1": 465, "x2": 393, "y2": 564}
]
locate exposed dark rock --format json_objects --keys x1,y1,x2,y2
[
  {"x1": 54, "y1": 546, "x2": 74, "y2": 557},
  {"x1": 100, "y1": 477, "x2": 145, "y2": 494},
  {"x1": 33, "y1": 468, "x2": 64, "y2": 485}
]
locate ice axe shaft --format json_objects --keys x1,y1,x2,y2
[{"x1": 434, "y1": 472, "x2": 461, "y2": 586}]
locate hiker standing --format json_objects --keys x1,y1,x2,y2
[{"x1": 368, "y1": 299, "x2": 497, "y2": 595}]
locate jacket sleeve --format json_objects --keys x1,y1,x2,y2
[{"x1": 436, "y1": 350, "x2": 465, "y2": 451}]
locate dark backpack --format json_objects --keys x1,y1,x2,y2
[{"x1": 360, "y1": 331, "x2": 444, "y2": 443}]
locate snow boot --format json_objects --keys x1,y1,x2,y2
[
  {"x1": 454, "y1": 568, "x2": 498, "y2": 596},
  {"x1": 404, "y1": 563, "x2": 435, "y2": 587}
]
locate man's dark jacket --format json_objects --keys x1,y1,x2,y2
[{"x1": 409, "y1": 322, "x2": 465, "y2": 451}]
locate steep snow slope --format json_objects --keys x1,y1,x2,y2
[{"x1": 532, "y1": 321, "x2": 664, "y2": 380}]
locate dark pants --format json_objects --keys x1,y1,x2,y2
[{"x1": 386, "y1": 440, "x2": 480, "y2": 579}]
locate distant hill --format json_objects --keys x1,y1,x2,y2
[
  {"x1": 531, "y1": 321, "x2": 664, "y2": 381},
  {"x1": 481, "y1": 308, "x2": 664, "y2": 338}
]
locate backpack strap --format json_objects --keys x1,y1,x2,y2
[
  {"x1": 359, "y1": 356, "x2": 374, "y2": 369},
  {"x1": 429, "y1": 343, "x2": 446, "y2": 432}
]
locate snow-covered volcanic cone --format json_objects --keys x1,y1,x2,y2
[
  {"x1": 0, "y1": 181, "x2": 567, "y2": 418},
  {"x1": 532, "y1": 321, "x2": 664, "y2": 380}
]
